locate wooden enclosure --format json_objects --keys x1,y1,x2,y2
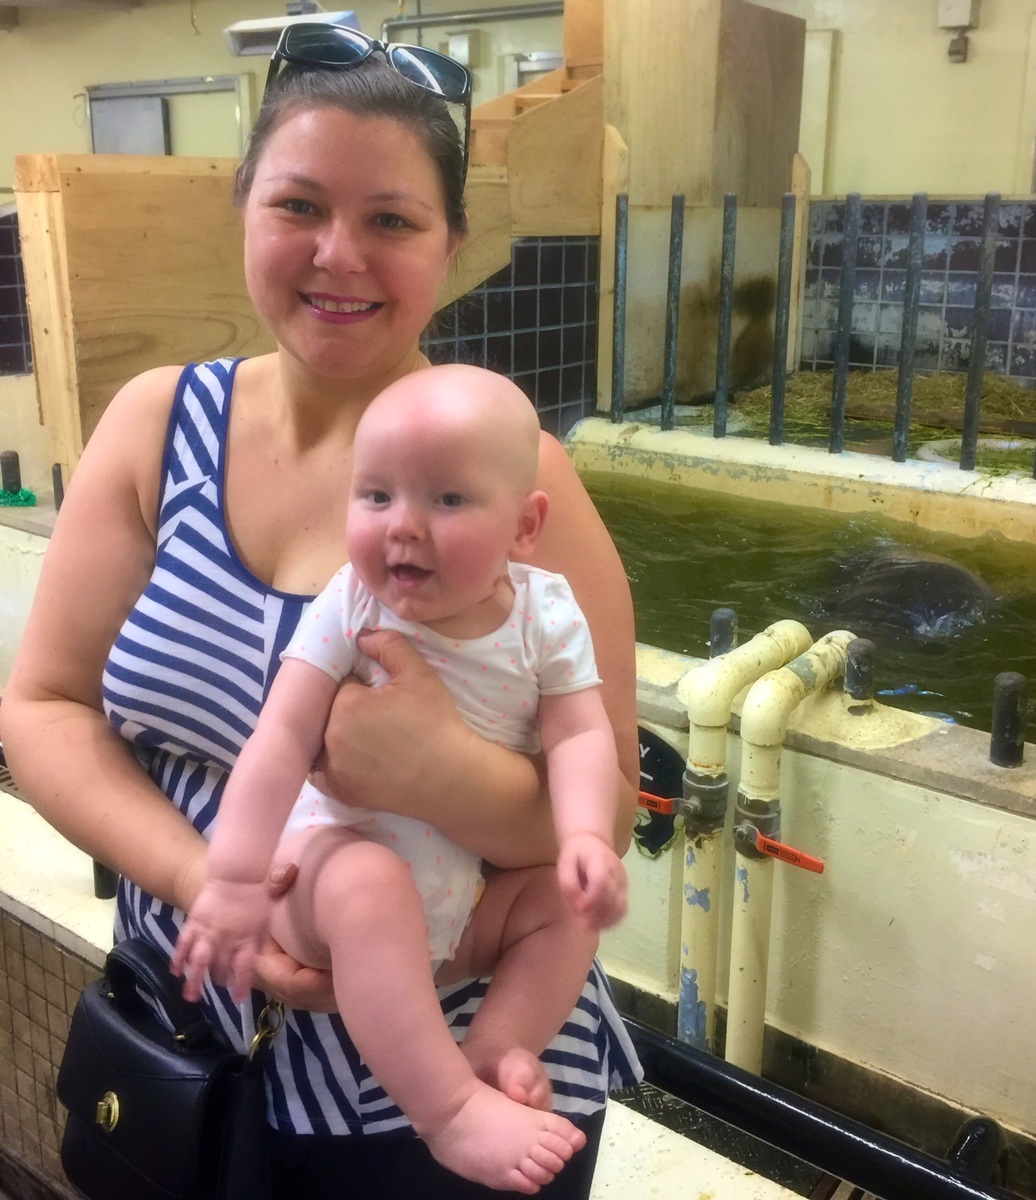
[
  {"x1": 14, "y1": 155, "x2": 511, "y2": 478},
  {"x1": 14, "y1": 0, "x2": 806, "y2": 473}
]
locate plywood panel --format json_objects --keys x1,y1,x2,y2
[
  {"x1": 603, "y1": 0, "x2": 721, "y2": 207},
  {"x1": 713, "y1": 0, "x2": 805, "y2": 206},
  {"x1": 439, "y1": 168, "x2": 512, "y2": 306},
  {"x1": 508, "y1": 76, "x2": 603, "y2": 236},
  {"x1": 56, "y1": 164, "x2": 271, "y2": 446},
  {"x1": 14, "y1": 185, "x2": 80, "y2": 478},
  {"x1": 564, "y1": 0, "x2": 603, "y2": 71}
]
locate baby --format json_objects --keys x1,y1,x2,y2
[{"x1": 173, "y1": 363, "x2": 628, "y2": 1194}]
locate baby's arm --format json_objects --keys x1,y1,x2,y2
[
  {"x1": 172, "y1": 659, "x2": 340, "y2": 1000},
  {"x1": 538, "y1": 688, "x2": 628, "y2": 930}
]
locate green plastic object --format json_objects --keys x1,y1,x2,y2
[{"x1": 0, "y1": 487, "x2": 36, "y2": 506}]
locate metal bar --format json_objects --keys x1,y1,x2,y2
[
  {"x1": 709, "y1": 607, "x2": 738, "y2": 656},
  {"x1": 713, "y1": 194, "x2": 737, "y2": 439},
  {"x1": 893, "y1": 192, "x2": 927, "y2": 462},
  {"x1": 661, "y1": 194, "x2": 685, "y2": 432},
  {"x1": 989, "y1": 671, "x2": 1027, "y2": 767},
  {"x1": 830, "y1": 192, "x2": 861, "y2": 454},
  {"x1": 960, "y1": 193, "x2": 1000, "y2": 470},
  {"x1": 611, "y1": 193, "x2": 629, "y2": 423},
  {"x1": 769, "y1": 193, "x2": 796, "y2": 446},
  {"x1": 626, "y1": 1019, "x2": 1018, "y2": 1200},
  {"x1": 86, "y1": 76, "x2": 243, "y2": 99},
  {"x1": 382, "y1": 3, "x2": 562, "y2": 39}
]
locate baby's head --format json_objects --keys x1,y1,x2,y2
[{"x1": 346, "y1": 365, "x2": 548, "y2": 633}]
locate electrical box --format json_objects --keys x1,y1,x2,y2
[
  {"x1": 937, "y1": 0, "x2": 980, "y2": 30},
  {"x1": 447, "y1": 31, "x2": 480, "y2": 68}
]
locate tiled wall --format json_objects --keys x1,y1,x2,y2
[
  {"x1": 423, "y1": 235, "x2": 601, "y2": 436},
  {"x1": 0, "y1": 912, "x2": 90, "y2": 1197},
  {"x1": 0, "y1": 209, "x2": 32, "y2": 378},
  {"x1": 801, "y1": 198, "x2": 1036, "y2": 384}
]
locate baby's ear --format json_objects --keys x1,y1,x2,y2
[{"x1": 511, "y1": 490, "x2": 549, "y2": 559}]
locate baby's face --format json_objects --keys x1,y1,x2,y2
[{"x1": 346, "y1": 415, "x2": 527, "y2": 636}]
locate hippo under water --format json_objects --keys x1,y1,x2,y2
[{"x1": 818, "y1": 548, "x2": 998, "y2": 640}]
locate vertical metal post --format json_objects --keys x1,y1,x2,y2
[
  {"x1": 844, "y1": 638, "x2": 877, "y2": 703},
  {"x1": 611, "y1": 193, "x2": 629, "y2": 423},
  {"x1": 989, "y1": 671, "x2": 1027, "y2": 767},
  {"x1": 1, "y1": 450, "x2": 20, "y2": 494},
  {"x1": 893, "y1": 193, "x2": 927, "y2": 462},
  {"x1": 52, "y1": 463, "x2": 65, "y2": 512},
  {"x1": 770, "y1": 193, "x2": 796, "y2": 447},
  {"x1": 830, "y1": 192, "x2": 861, "y2": 454},
  {"x1": 661, "y1": 194, "x2": 685, "y2": 432},
  {"x1": 709, "y1": 607, "x2": 738, "y2": 656},
  {"x1": 960, "y1": 193, "x2": 1000, "y2": 470},
  {"x1": 713, "y1": 194, "x2": 738, "y2": 439}
]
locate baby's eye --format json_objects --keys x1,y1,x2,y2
[
  {"x1": 367, "y1": 490, "x2": 391, "y2": 505},
  {"x1": 440, "y1": 493, "x2": 465, "y2": 508}
]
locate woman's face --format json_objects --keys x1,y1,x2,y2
[{"x1": 243, "y1": 105, "x2": 458, "y2": 384}]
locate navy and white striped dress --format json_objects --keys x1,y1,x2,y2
[{"x1": 102, "y1": 358, "x2": 642, "y2": 1137}]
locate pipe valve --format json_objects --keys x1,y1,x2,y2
[{"x1": 733, "y1": 821, "x2": 824, "y2": 873}]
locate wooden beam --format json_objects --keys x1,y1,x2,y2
[{"x1": 508, "y1": 76, "x2": 603, "y2": 237}]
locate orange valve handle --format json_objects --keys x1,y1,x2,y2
[
  {"x1": 638, "y1": 790, "x2": 675, "y2": 815},
  {"x1": 751, "y1": 827, "x2": 824, "y2": 873}
]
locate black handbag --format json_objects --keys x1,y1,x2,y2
[{"x1": 56, "y1": 937, "x2": 281, "y2": 1200}]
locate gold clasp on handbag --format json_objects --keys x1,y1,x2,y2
[
  {"x1": 247, "y1": 999, "x2": 285, "y2": 1061},
  {"x1": 94, "y1": 1091, "x2": 119, "y2": 1132}
]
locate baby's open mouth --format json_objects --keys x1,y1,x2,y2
[{"x1": 390, "y1": 564, "x2": 431, "y2": 582}]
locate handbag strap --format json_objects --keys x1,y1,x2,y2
[{"x1": 105, "y1": 938, "x2": 226, "y2": 1051}]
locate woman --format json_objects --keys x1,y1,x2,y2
[{"x1": 1, "y1": 27, "x2": 641, "y2": 1199}]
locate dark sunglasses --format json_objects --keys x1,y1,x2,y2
[{"x1": 265, "y1": 23, "x2": 473, "y2": 179}]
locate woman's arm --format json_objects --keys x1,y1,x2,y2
[
  {"x1": 312, "y1": 432, "x2": 638, "y2": 867},
  {"x1": 0, "y1": 366, "x2": 209, "y2": 913}
]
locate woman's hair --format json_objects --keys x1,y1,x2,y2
[{"x1": 233, "y1": 58, "x2": 468, "y2": 239}]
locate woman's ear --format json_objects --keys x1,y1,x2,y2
[{"x1": 511, "y1": 490, "x2": 549, "y2": 560}]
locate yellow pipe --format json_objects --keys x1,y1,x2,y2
[
  {"x1": 726, "y1": 630, "x2": 855, "y2": 1074},
  {"x1": 674, "y1": 620, "x2": 813, "y2": 1051}
]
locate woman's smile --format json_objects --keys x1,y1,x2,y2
[{"x1": 303, "y1": 293, "x2": 383, "y2": 322}]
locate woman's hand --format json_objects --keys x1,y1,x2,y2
[
  {"x1": 310, "y1": 629, "x2": 468, "y2": 812},
  {"x1": 248, "y1": 861, "x2": 337, "y2": 1011},
  {"x1": 253, "y1": 938, "x2": 338, "y2": 1013},
  {"x1": 310, "y1": 630, "x2": 554, "y2": 867}
]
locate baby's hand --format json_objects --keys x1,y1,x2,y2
[
  {"x1": 171, "y1": 879, "x2": 270, "y2": 1003},
  {"x1": 556, "y1": 832, "x2": 628, "y2": 930}
]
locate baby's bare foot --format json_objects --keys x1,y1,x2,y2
[
  {"x1": 495, "y1": 1046, "x2": 554, "y2": 1111},
  {"x1": 420, "y1": 1078, "x2": 585, "y2": 1194}
]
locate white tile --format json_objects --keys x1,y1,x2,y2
[{"x1": 592, "y1": 1103, "x2": 800, "y2": 1199}]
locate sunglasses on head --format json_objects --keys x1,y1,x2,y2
[{"x1": 265, "y1": 22, "x2": 473, "y2": 179}]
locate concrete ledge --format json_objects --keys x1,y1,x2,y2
[{"x1": 569, "y1": 417, "x2": 1036, "y2": 543}]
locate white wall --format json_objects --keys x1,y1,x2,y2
[
  {"x1": 0, "y1": 524, "x2": 47, "y2": 691},
  {"x1": 757, "y1": 0, "x2": 1036, "y2": 195},
  {"x1": 0, "y1": 0, "x2": 564, "y2": 188},
  {"x1": 0, "y1": 375, "x2": 50, "y2": 497}
]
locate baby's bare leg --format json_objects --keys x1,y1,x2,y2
[
  {"x1": 437, "y1": 865, "x2": 599, "y2": 1110},
  {"x1": 270, "y1": 829, "x2": 586, "y2": 1194}
]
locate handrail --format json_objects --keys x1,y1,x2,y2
[{"x1": 626, "y1": 1019, "x2": 1018, "y2": 1200}]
